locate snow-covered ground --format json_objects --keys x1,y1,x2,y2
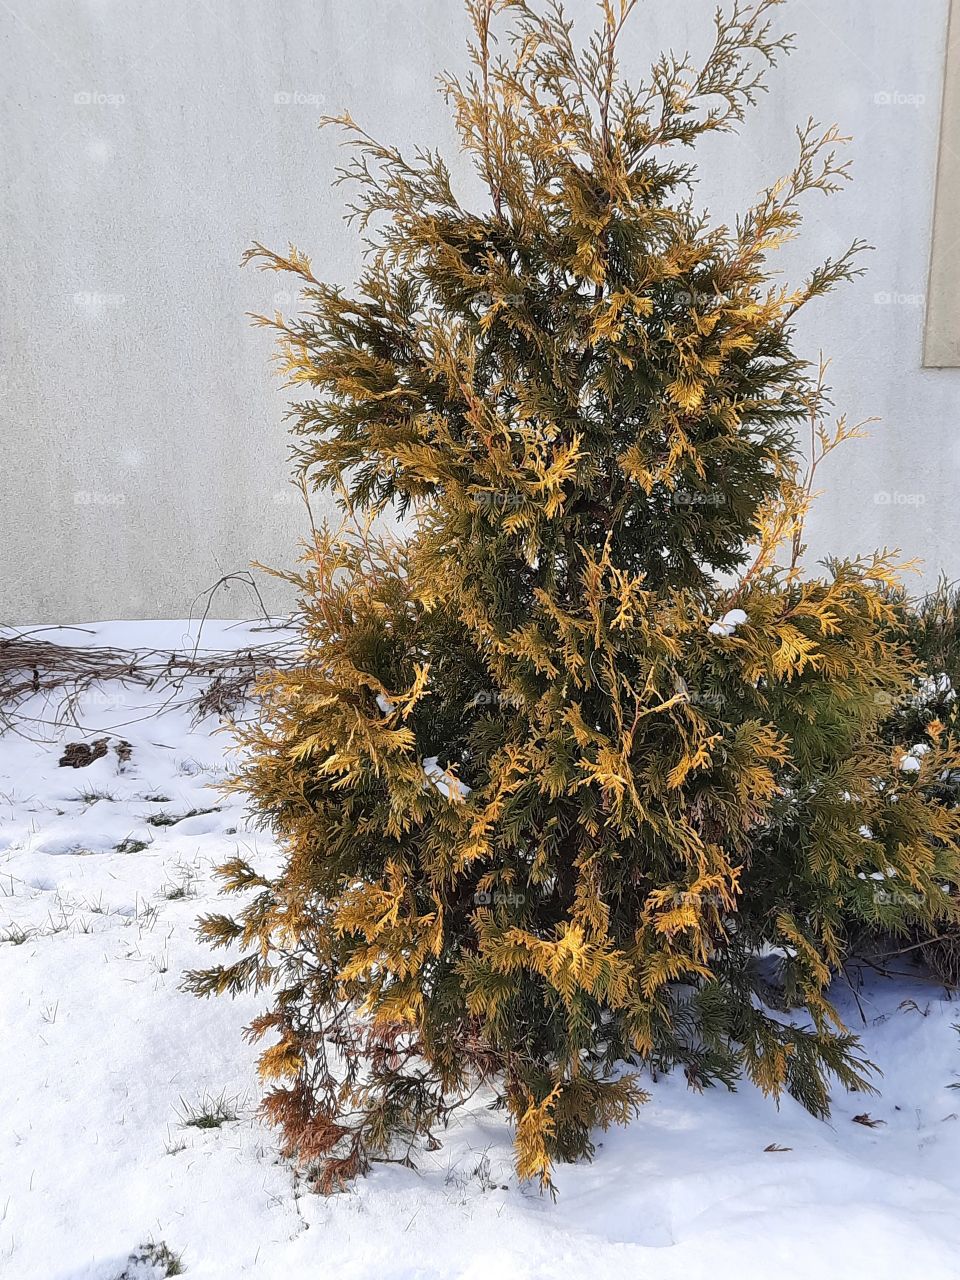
[{"x1": 3, "y1": 622, "x2": 960, "y2": 1280}]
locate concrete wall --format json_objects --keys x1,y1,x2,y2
[{"x1": 1, "y1": 0, "x2": 957, "y2": 623}]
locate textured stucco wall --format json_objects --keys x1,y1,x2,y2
[{"x1": 1, "y1": 0, "x2": 957, "y2": 623}]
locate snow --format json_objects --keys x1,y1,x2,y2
[
  {"x1": 3, "y1": 622, "x2": 960, "y2": 1279},
  {"x1": 423, "y1": 755, "x2": 471, "y2": 801},
  {"x1": 708, "y1": 608, "x2": 748, "y2": 638},
  {"x1": 915, "y1": 674, "x2": 957, "y2": 707}
]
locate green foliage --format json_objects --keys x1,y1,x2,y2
[
  {"x1": 188, "y1": 0, "x2": 960, "y2": 1191},
  {"x1": 116, "y1": 1241, "x2": 185, "y2": 1279},
  {"x1": 877, "y1": 580, "x2": 960, "y2": 982},
  {"x1": 884, "y1": 579, "x2": 960, "y2": 759},
  {"x1": 175, "y1": 1091, "x2": 240, "y2": 1130}
]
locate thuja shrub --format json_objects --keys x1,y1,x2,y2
[
  {"x1": 188, "y1": 0, "x2": 960, "y2": 1190},
  {"x1": 877, "y1": 581, "x2": 960, "y2": 983},
  {"x1": 884, "y1": 581, "x2": 960, "y2": 780}
]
